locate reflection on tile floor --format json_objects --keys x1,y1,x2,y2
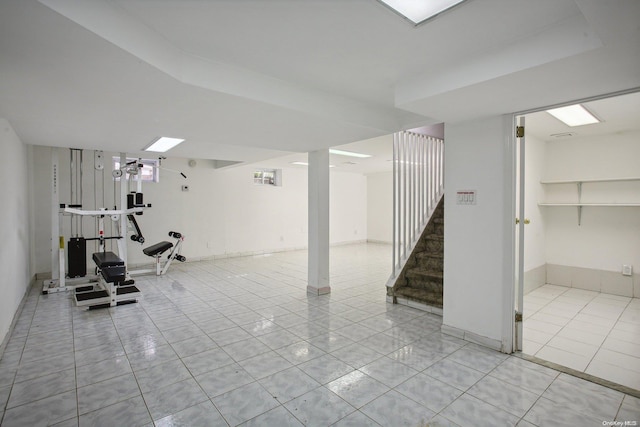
[
  {"x1": 523, "y1": 284, "x2": 640, "y2": 390},
  {"x1": 0, "y1": 244, "x2": 638, "y2": 426}
]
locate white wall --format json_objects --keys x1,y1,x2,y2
[
  {"x1": 0, "y1": 119, "x2": 32, "y2": 344},
  {"x1": 366, "y1": 172, "x2": 392, "y2": 243},
  {"x1": 31, "y1": 147, "x2": 368, "y2": 274},
  {"x1": 330, "y1": 172, "x2": 367, "y2": 245},
  {"x1": 542, "y1": 131, "x2": 640, "y2": 273},
  {"x1": 443, "y1": 116, "x2": 513, "y2": 348}
]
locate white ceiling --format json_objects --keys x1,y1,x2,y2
[
  {"x1": 257, "y1": 134, "x2": 397, "y2": 175},
  {"x1": 259, "y1": 123, "x2": 444, "y2": 175},
  {"x1": 0, "y1": 0, "x2": 639, "y2": 167},
  {"x1": 526, "y1": 91, "x2": 640, "y2": 142},
  {"x1": 262, "y1": 91, "x2": 640, "y2": 175}
]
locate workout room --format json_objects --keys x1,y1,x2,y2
[{"x1": 2, "y1": 0, "x2": 640, "y2": 425}]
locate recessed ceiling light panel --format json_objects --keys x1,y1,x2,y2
[
  {"x1": 290, "y1": 161, "x2": 336, "y2": 168},
  {"x1": 144, "y1": 136, "x2": 185, "y2": 152},
  {"x1": 378, "y1": 0, "x2": 467, "y2": 25},
  {"x1": 329, "y1": 149, "x2": 372, "y2": 158},
  {"x1": 546, "y1": 104, "x2": 600, "y2": 127}
]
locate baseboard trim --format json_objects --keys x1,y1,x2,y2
[
  {"x1": 366, "y1": 239, "x2": 392, "y2": 245},
  {"x1": 391, "y1": 295, "x2": 443, "y2": 316},
  {"x1": 37, "y1": 241, "x2": 379, "y2": 277},
  {"x1": 441, "y1": 324, "x2": 503, "y2": 352}
]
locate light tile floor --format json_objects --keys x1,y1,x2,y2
[
  {"x1": 523, "y1": 284, "x2": 640, "y2": 390},
  {"x1": 0, "y1": 244, "x2": 637, "y2": 426}
]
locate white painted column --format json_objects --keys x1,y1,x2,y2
[{"x1": 307, "y1": 149, "x2": 330, "y2": 295}]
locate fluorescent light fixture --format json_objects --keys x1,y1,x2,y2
[
  {"x1": 378, "y1": 0, "x2": 467, "y2": 25},
  {"x1": 329, "y1": 149, "x2": 372, "y2": 158},
  {"x1": 290, "y1": 161, "x2": 336, "y2": 168},
  {"x1": 144, "y1": 136, "x2": 185, "y2": 152},
  {"x1": 546, "y1": 104, "x2": 600, "y2": 127}
]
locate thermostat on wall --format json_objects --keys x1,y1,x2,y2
[{"x1": 456, "y1": 190, "x2": 476, "y2": 205}]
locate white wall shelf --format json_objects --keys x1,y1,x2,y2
[
  {"x1": 540, "y1": 177, "x2": 640, "y2": 185},
  {"x1": 539, "y1": 177, "x2": 640, "y2": 225},
  {"x1": 539, "y1": 203, "x2": 640, "y2": 207}
]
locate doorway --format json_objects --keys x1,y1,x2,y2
[{"x1": 515, "y1": 91, "x2": 640, "y2": 391}]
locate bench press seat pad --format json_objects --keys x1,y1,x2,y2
[
  {"x1": 143, "y1": 241, "x2": 173, "y2": 257},
  {"x1": 101, "y1": 265, "x2": 126, "y2": 283},
  {"x1": 93, "y1": 251, "x2": 124, "y2": 268}
]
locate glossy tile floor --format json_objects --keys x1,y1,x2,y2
[
  {"x1": 523, "y1": 284, "x2": 640, "y2": 390},
  {"x1": 1, "y1": 244, "x2": 638, "y2": 427}
]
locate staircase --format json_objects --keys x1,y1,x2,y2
[{"x1": 389, "y1": 197, "x2": 444, "y2": 309}]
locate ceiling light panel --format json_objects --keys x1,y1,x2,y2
[
  {"x1": 144, "y1": 136, "x2": 185, "y2": 152},
  {"x1": 378, "y1": 0, "x2": 467, "y2": 25},
  {"x1": 546, "y1": 104, "x2": 600, "y2": 127},
  {"x1": 290, "y1": 161, "x2": 336, "y2": 168},
  {"x1": 329, "y1": 149, "x2": 372, "y2": 158}
]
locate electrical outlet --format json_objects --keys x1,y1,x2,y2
[{"x1": 622, "y1": 265, "x2": 633, "y2": 276}]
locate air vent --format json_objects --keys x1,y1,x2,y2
[{"x1": 550, "y1": 132, "x2": 576, "y2": 138}]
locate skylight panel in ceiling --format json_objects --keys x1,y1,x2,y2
[{"x1": 377, "y1": 0, "x2": 468, "y2": 25}]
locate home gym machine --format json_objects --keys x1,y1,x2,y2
[
  {"x1": 43, "y1": 148, "x2": 187, "y2": 307},
  {"x1": 43, "y1": 148, "x2": 185, "y2": 308},
  {"x1": 43, "y1": 149, "x2": 149, "y2": 306}
]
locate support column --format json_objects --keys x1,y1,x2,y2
[{"x1": 307, "y1": 149, "x2": 330, "y2": 295}]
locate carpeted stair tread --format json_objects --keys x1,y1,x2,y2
[
  {"x1": 406, "y1": 268, "x2": 443, "y2": 280},
  {"x1": 425, "y1": 234, "x2": 444, "y2": 241},
  {"x1": 415, "y1": 251, "x2": 443, "y2": 259},
  {"x1": 395, "y1": 287, "x2": 443, "y2": 308}
]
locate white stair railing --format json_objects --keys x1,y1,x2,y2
[{"x1": 389, "y1": 130, "x2": 444, "y2": 286}]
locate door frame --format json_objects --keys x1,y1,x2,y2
[{"x1": 503, "y1": 87, "x2": 640, "y2": 354}]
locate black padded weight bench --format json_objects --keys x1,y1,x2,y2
[
  {"x1": 140, "y1": 231, "x2": 186, "y2": 276},
  {"x1": 93, "y1": 252, "x2": 125, "y2": 279},
  {"x1": 74, "y1": 251, "x2": 140, "y2": 309},
  {"x1": 143, "y1": 241, "x2": 173, "y2": 258}
]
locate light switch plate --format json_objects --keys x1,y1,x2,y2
[{"x1": 456, "y1": 190, "x2": 476, "y2": 205}]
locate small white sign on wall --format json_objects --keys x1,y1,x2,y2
[{"x1": 456, "y1": 190, "x2": 477, "y2": 205}]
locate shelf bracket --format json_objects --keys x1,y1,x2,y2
[{"x1": 578, "y1": 206, "x2": 583, "y2": 226}]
